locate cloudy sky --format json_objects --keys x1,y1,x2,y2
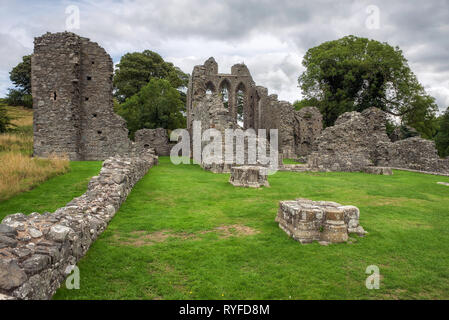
[{"x1": 1, "y1": 0, "x2": 448, "y2": 112}]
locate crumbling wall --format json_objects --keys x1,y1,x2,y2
[
  {"x1": 134, "y1": 128, "x2": 172, "y2": 156},
  {"x1": 307, "y1": 108, "x2": 391, "y2": 172},
  {"x1": 387, "y1": 137, "x2": 449, "y2": 173},
  {"x1": 308, "y1": 107, "x2": 449, "y2": 174},
  {"x1": 0, "y1": 151, "x2": 158, "y2": 300},
  {"x1": 32, "y1": 32, "x2": 131, "y2": 160},
  {"x1": 295, "y1": 107, "x2": 323, "y2": 157}
]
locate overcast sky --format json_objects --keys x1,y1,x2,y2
[{"x1": 0, "y1": 0, "x2": 448, "y2": 112}]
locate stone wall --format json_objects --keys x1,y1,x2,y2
[
  {"x1": 134, "y1": 128, "x2": 172, "y2": 156},
  {"x1": 387, "y1": 137, "x2": 449, "y2": 173},
  {"x1": 307, "y1": 107, "x2": 449, "y2": 174},
  {"x1": 0, "y1": 151, "x2": 158, "y2": 300},
  {"x1": 32, "y1": 32, "x2": 131, "y2": 160}
]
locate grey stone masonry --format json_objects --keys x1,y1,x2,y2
[
  {"x1": 229, "y1": 166, "x2": 270, "y2": 188},
  {"x1": 134, "y1": 128, "x2": 173, "y2": 156},
  {"x1": 308, "y1": 107, "x2": 449, "y2": 175},
  {"x1": 0, "y1": 150, "x2": 158, "y2": 300},
  {"x1": 32, "y1": 32, "x2": 131, "y2": 160},
  {"x1": 275, "y1": 199, "x2": 367, "y2": 244}
]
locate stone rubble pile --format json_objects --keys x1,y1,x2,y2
[
  {"x1": 0, "y1": 151, "x2": 158, "y2": 300},
  {"x1": 275, "y1": 199, "x2": 367, "y2": 244}
]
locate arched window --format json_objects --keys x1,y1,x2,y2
[
  {"x1": 219, "y1": 79, "x2": 230, "y2": 109},
  {"x1": 235, "y1": 83, "x2": 246, "y2": 126},
  {"x1": 205, "y1": 81, "x2": 215, "y2": 95}
]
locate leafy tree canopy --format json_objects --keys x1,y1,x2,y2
[
  {"x1": 298, "y1": 35, "x2": 438, "y2": 130},
  {"x1": 10, "y1": 55, "x2": 31, "y2": 95},
  {"x1": 115, "y1": 78, "x2": 185, "y2": 138},
  {"x1": 6, "y1": 55, "x2": 32, "y2": 108},
  {"x1": 113, "y1": 50, "x2": 189, "y2": 103}
]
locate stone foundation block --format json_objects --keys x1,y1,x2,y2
[
  {"x1": 275, "y1": 198, "x2": 366, "y2": 244},
  {"x1": 229, "y1": 166, "x2": 269, "y2": 188}
]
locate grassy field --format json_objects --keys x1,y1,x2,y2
[
  {"x1": 0, "y1": 106, "x2": 69, "y2": 201},
  {"x1": 0, "y1": 161, "x2": 102, "y2": 220},
  {"x1": 27, "y1": 156, "x2": 447, "y2": 300}
]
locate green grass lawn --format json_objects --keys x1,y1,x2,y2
[
  {"x1": 51, "y1": 157, "x2": 449, "y2": 300},
  {"x1": 0, "y1": 161, "x2": 102, "y2": 220},
  {"x1": 2, "y1": 157, "x2": 449, "y2": 299}
]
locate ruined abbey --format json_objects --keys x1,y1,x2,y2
[
  {"x1": 1, "y1": 31, "x2": 449, "y2": 300},
  {"x1": 29, "y1": 32, "x2": 449, "y2": 176}
]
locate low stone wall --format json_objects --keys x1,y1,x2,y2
[{"x1": 0, "y1": 151, "x2": 158, "y2": 300}]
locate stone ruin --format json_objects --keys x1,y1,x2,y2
[
  {"x1": 276, "y1": 199, "x2": 367, "y2": 244},
  {"x1": 186, "y1": 57, "x2": 323, "y2": 166},
  {"x1": 229, "y1": 166, "x2": 269, "y2": 188},
  {"x1": 31, "y1": 33, "x2": 449, "y2": 176},
  {"x1": 307, "y1": 107, "x2": 449, "y2": 174},
  {"x1": 32, "y1": 32, "x2": 131, "y2": 160},
  {"x1": 134, "y1": 128, "x2": 173, "y2": 156},
  {"x1": 31, "y1": 32, "x2": 173, "y2": 160}
]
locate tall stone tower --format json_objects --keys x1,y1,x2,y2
[{"x1": 32, "y1": 32, "x2": 131, "y2": 160}]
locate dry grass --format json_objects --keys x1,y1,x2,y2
[
  {"x1": 0, "y1": 106, "x2": 70, "y2": 201},
  {"x1": 0, "y1": 133, "x2": 33, "y2": 154},
  {"x1": 0, "y1": 152, "x2": 69, "y2": 201},
  {"x1": 5, "y1": 106, "x2": 33, "y2": 127}
]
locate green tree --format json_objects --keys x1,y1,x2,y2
[
  {"x1": 298, "y1": 35, "x2": 438, "y2": 128},
  {"x1": 113, "y1": 50, "x2": 188, "y2": 103},
  {"x1": 116, "y1": 78, "x2": 185, "y2": 138},
  {"x1": 435, "y1": 107, "x2": 449, "y2": 158},
  {"x1": 7, "y1": 55, "x2": 32, "y2": 108}
]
